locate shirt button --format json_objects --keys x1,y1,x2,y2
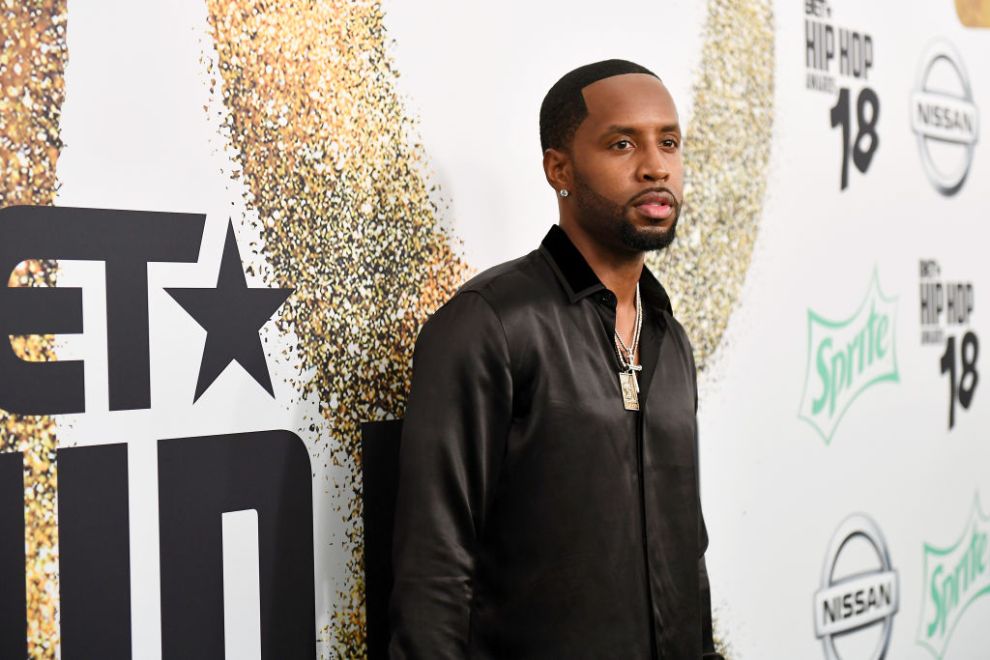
[{"x1": 599, "y1": 292, "x2": 616, "y2": 306}]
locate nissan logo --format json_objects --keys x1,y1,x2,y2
[
  {"x1": 813, "y1": 514, "x2": 899, "y2": 660},
  {"x1": 911, "y1": 39, "x2": 980, "y2": 196}
]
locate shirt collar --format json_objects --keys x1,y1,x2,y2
[{"x1": 538, "y1": 224, "x2": 673, "y2": 316}]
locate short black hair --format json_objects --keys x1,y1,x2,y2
[{"x1": 539, "y1": 59, "x2": 660, "y2": 153}]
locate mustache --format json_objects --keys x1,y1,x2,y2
[{"x1": 626, "y1": 186, "x2": 680, "y2": 208}]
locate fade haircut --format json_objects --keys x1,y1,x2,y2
[{"x1": 539, "y1": 59, "x2": 660, "y2": 153}]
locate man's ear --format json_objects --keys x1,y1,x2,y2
[{"x1": 543, "y1": 147, "x2": 572, "y2": 194}]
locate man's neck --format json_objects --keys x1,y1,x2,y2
[{"x1": 559, "y1": 221, "x2": 644, "y2": 310}]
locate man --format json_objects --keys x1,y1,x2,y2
[{"x1": 389, "y1": 59, "x2": 722, "y2": 659}]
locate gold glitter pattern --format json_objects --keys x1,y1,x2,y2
[
  {"x1": 204, "y1": 1, "x2": 470, "y2": 656},
  {"x1": 0, "y1": 1, "x2": 68, "y2": 657},
  {"x1": 649, "y1": 0, "x2": 775, "y2": 371},
  {"x1": 956, "y1": 0, "x2": 990, "y2": 27}
]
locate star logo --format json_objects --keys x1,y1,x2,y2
[{"x1": 166, "y1": 222, "x2": 292, "y2": 402}]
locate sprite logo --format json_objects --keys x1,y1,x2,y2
[
  {"x1": 917, "y1": 495, "x2": 990, "y2": 659},
  {"x1": 798, "y1": 270, "x2": 899, "y2": 444}
]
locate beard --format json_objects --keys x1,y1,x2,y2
[{"x1": 571, "y1": 169, "x2": 679, "y2": 252}]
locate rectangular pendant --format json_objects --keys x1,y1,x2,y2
[{"x1": 619, "y1": 371, "x2": 639, "y2": 411}]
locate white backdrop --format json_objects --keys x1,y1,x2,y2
[{"x1": 2, "y1": 0, "x2": 988, "y2": 658}]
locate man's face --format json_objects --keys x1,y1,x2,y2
[{"x1": 567, "y1": 74, "x2": 683, "y2": 253}]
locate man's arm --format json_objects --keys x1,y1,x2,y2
[
  {"x1": 697, "y1": 433, "x2": 724, "y2": 660},
  {"x1": 696, "y1": 434, "x2": 724, "y2": 660},
  {"x1": 700, "y1": 529, "x2": 725, "y2": 660},
  {"x1": 388, "y1": 291, "x2": 512, "y2": 659},
  {"x1": 692, "y1": 345, "x2": 724, "y2": 660}
]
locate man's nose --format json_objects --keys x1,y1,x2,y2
[{"x1": 637, "y1": 143, "x2": 671, "y2": 182}]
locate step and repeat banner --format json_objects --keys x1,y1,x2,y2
[{"x1": 0, "y1": 0, "x2": 988, "y2": 658}]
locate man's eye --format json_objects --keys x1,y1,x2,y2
[
  {"x1": 611, "y1": 139, "x2": 633, "y2": 150},
  {"x1": 662, "y1": 139, "x2": 679, "y2": 149}
]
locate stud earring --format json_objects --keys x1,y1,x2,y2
[{"x1": 559, "y1": 189, "x2": 569, "y2": 198}]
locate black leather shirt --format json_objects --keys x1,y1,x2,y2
[{"x1": 390, "y1": 224, "x2": 722, "y2": 659}]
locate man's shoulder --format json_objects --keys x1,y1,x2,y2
[
  {"x1": 664, "y1": 309, "x2": 692, "y2": 346},
  {"x1": 658, "y1": 308, "x2": 697, "y2": 377},
  {"x1": 413, "y1": 249, "x2": 554, "y2": 354},
  {"x1": 420, "y1": 248, "x2": 559, "y2": 339},
  {"x1": 455, "y1": 248, "x2": 557, "y2": 309}
]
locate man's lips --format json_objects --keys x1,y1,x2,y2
[{"x1": 632, "y1": 191, "x2": 676, "y2": 220}]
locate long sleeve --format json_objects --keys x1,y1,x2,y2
[
  {"x1": 698, "y1": 492, "x2": 723, "y2": 659},
  {"x1": 694, "y1": 351, "x2": 724, "y2": 660},
  {"x1": 388, "y1": 290, "x2": 513, "y2": 659},
  {"x1": 700, "y1": 554, "x2": 724, "y2": 660}
]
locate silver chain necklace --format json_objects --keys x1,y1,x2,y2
[{"x1": 613, "y1": 283, "x2": 643, "y2": 411}]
